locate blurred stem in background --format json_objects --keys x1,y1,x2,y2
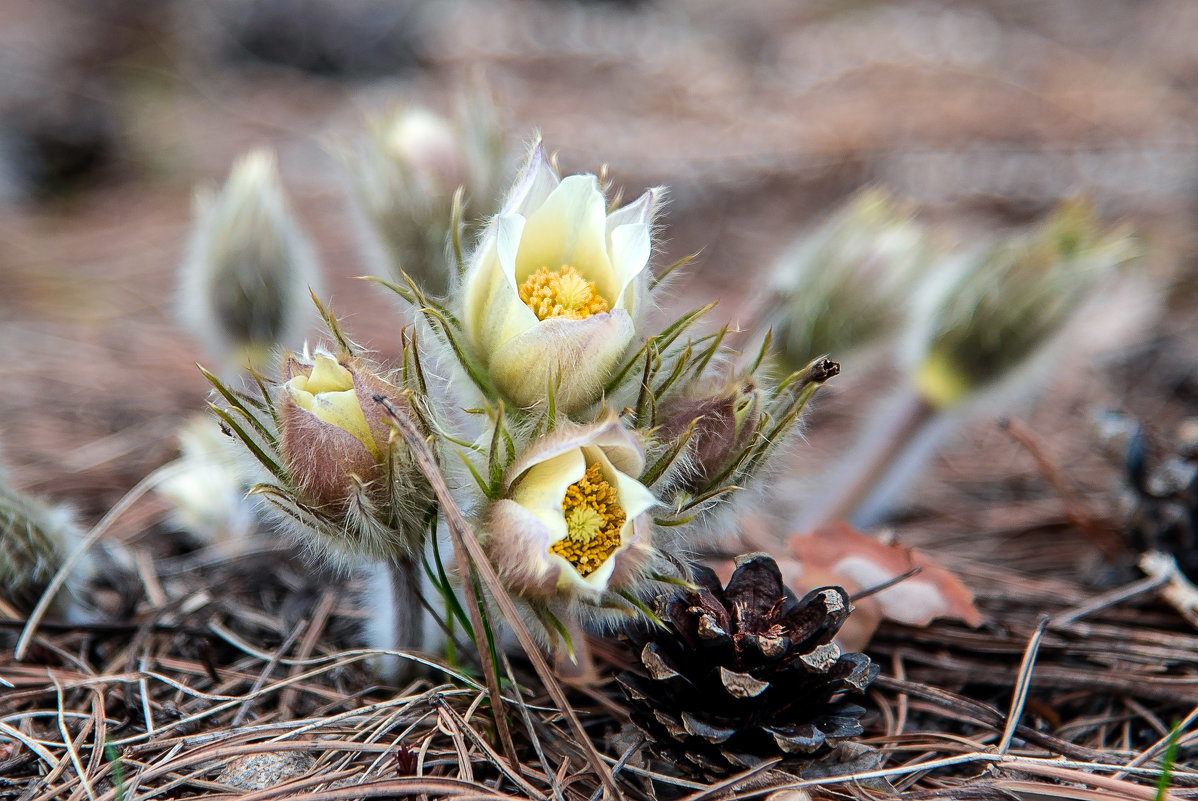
[{"x1": 793, "y1": 199, "x2": 1139, "y2": 531}]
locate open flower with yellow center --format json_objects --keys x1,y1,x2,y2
[
  {"x1": 485, "y1": 417, "x2": 657, "y2": 600},
  {"x1": 461, "y1": 141, "x2": 661, "y2": 413}
]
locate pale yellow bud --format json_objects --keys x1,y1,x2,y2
[{"x1": 279, "y1": 353, "x2": 407, "y2": 511}]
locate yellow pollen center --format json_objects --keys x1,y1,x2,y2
[
  {"x1": 518, "y1": 265, "x2": 610, "y2": 321},
  {"x1": 549, "y1": 462, "x2": 626, "y2": 578}
]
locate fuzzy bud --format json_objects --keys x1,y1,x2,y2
[
  {"x1": 0, "y1": 476, "x2": 94, "y2": 616},
  {"x1": 156, "y1": 414, "x2": 255, "y2": 544},
  {"x1": 272, "y1": 351, "x2": 434, "y2": 561},
  {"x1": 911, "y1": 199, "x2": 1136, "y2": 409},
  {"x1": 656, "y1": 379, "x2": 761, "y2": 492},
  {"x1": 348, "y1": 98, "x2": 508, "y2": 295},
  {"x1": 281, "y1": 353, "x2": 398, "y2": 507},
  {"x1": 768, "y1": 189, "x2": 928, "y2": 368},
  {"x1": 179, "y1": 149, "x2": 321, "y2": 374}
]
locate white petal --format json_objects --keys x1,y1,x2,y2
[
  {"x1": 580, "y1": 416, "x2": 645, "y2": 477},
  {"x1": 608, "y1": 222, "x2": 651, "y2": 311},
  {"x1": 605, "y1": 187, "x2": 658, "y2": 235},
  {"x1": 515, "y1": 175, "x2": 617, "y2": 302},
  {"x1": 489, "y1": 310, "x2": 634, "y2": 412},
  {"x1": 495, "y1": 214, "x2": 527, "y2": 288},
  {"x1": 502, "y1": 140, "x2": 560, "y2": 216},
  {"x1": 462, "y1": 240, "x2": 503, "y2": 351},
  {"x1": 487, "y1": 499, "x2": 561, "y2": 596},
  {"x1": 510, "y1": 447, "x2": 584, "y2": 544},
  {"x1": 504, "y1": 415, "x2": 633, "y2": 491},
  {"x1": 611, "y1": 467, "x2": 657, "y2": 522},
  {"x1": 463, "y1": 217, "x2": 538, "y2": 363},
  {"x1": 555, "y1": 548, "x2": 617, "y2": 596}
]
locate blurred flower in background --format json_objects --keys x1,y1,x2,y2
[
  {"x1": 0, "y1": 455, "x2": 96, "y2": 620},
  {"x1": 765, "y1": 189, "x2": 930, "y2": 371},
  {"x1": 178, "y1": 149, "x2": 322, "y2": 376},
  {"x1": 795, "y1": 199, "x2": 1142, "y2": 531},
  {"x1": 344, "y1": 92, "x2": 510, "y2": 296}
]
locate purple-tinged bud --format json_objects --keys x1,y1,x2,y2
[
  {"x1": 657, "y1": 379, "x2": 761, "y2": 491},
  {"x1": 278, "y1": 352, "x2": 425, "y2": 517}
]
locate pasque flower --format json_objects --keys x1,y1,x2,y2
[
  {"x1": 347, "y1": 99, "x2": 508, "y2": 295},
  {"x1": 485, "y1": 417, "x2": 657, "y2": 601},
  {"x1": 911, "y1": 199, "x2": 1136, "y2": 409},
  {"x1": 767, "y1": 188, "x2": 928, "y2": 369},
  {"x1": 276, "y1": 350, "x2": 432, "y2": 560},
  {"x1": 0, "y1": 463, "x2": 96, "y2": 617},
  {"x1": 179, "y1": 148, "x2": 321, "y2": 374},
  {"x1": 461, "y1": 142, "x2": 661, "y2": 413}
]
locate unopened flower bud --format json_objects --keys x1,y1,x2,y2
[
  {"x1": 179, "y1": 148, "x2": 321, "y2": 374},
  {"x1": 281, "y1": 353, "x2": 397, "y2": 507},
  {"x1": 768, "y1": 189, "x2": 928, "y2": 368},
  {"x1": 348, "y1": 98, "x2": 508, "y2": 295},
  {"x1": 385, "y1": 108, "x2": 468, "y2": 198},
  {"x1": 656, "y1": 379, "x2": 760, "y2": 491},
  {"x1": 912, "y1": 199, "x2": 1136, "y2": 409},
  {"x1": 0, "y1": 473, "x2": 94, "y2": 616},
  {"x1": 273, "y1": 351, "x2": 433, "y2": 561}
]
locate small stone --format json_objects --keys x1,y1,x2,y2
[{"x1": 215, "y1": 752, "x2": 314, "y2": 790}]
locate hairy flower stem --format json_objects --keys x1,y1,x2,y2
[
  {"x1": 552, "y1": 613, "x2": 598, "y2": 683},
  {"x1": 388, "y1": 549, "x2": 424, "y2": 676},
  {"x1": 797, "y1": 387, "x2": 944, "y2": 531}
]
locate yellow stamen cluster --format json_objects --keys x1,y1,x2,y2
[
  {"x1": 550, "y1": 462, "x2": 626, "y2": 577},
  {"x1": 518, "y1": 265, "x2": 610, "y2": 321}
]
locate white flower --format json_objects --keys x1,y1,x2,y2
[
  {"x1": 156, "y1": 414, "x2": 255, "y2": 544},
  {"x1": 461, "y1": 141, "x2": 661, "y2": 413},
  {"x1": 485, "y1": 417, "x2": 657, "y2": 600}
]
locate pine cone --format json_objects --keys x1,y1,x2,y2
[{"x1": 618, "y1": 553, "x2": 878, "y2": 778}]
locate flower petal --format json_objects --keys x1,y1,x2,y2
[
  {"x1": 515, "y1": 175, "x2": 617, "y2": 302},
  {"x1": 510, "y1": 447, "x2": 584, "y2": 542},
  {"x1": 605, "y1": 187, "x2": 658, "y2": 236},
  {"x1": 487, "y1": 499, "x2": 562, "y2": 597},
  {"x1": 609, "y1": 221, "x2": 651, "y2": 312},
  {"x1": 504, "y1": 415, "x2": 639, "y2": 491},
  {"x1": 305, "y1": 354, "x2": 355, "y2": 393},
  {"x1": 489, "y1": 310, "x2": 634, "y2": 412},
  {"x1": 502, "y1": 140, "x2": 560, "y2": 216},
  {"x1": 287, "y1": 360, "x2": 380, "y2": 460},
  {"x1": 607, "y1": 460, "x2": 657, "y2": 522}
]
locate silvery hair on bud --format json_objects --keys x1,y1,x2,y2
[
  {"x1": 0, "y1": 458, "x2": 98, "y2": 621},
  {"x1": 178, "y1": 148, "x2": 322, "y2": 376}
]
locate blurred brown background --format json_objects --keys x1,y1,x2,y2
[{"x1": 1, "y1": 0, "x2": 1195, "y2": 542}]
